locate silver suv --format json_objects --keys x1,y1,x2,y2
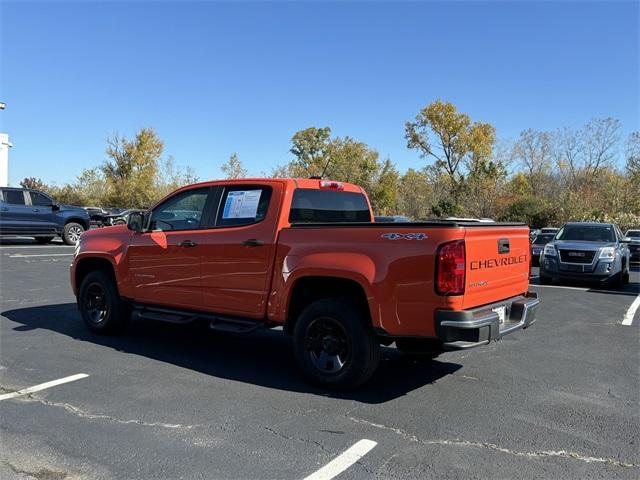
[{"x1": 539, "y1": 222, "x2": 631, "y2": 288}]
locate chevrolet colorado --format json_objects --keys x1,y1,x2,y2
[{"x1": 71, "y1": 178, "x2": 538, "y2": 388}]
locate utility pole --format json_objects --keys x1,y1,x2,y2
[{"x1": 0, "y1": 101, "x2": 11, "y2": 187}]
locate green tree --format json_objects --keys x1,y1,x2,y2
[
  {"x1": 287, "y1": 127, "x2": 399, "y2": 213},
  {"x1": 289, "y1": 127, "x2": 332, "y2": 177},
  {"x1": 221, "y1": 153, "x2": 248, "y2": 179}
]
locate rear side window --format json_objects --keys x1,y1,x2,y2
[
  {"x1": 216, "y1": 186, "x2": 272, "y2": 227},
  {"x1": 2, "y1": 190, "x2": 26, "y2": 205},
  {"x1": 289, "y1": 189, "x2": 371, "y2": 223},
  {"x1": 30, "y1": 192, "x2": 53, "y2": 206}
]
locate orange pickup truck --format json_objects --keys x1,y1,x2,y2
[{"x1": 71, "y1": 178, "x2": 538, "y2": 388}]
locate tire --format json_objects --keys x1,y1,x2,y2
[
  {"x1": 612, "y1": 268, "x2": 629, "y2": 290},
  {"x1": 395, "y1": 338, "x2": 443, "y2": 360},
  {"x1": 293, "y1": 298, "x2": 380, "y2": 389},
  {"x1": 78, "y1": 270, "x2": 130, "y2": 334},
  {"x1": 622, "y1": 262, "x2": 630, "y2": 285},
  {"x1": 34, "y1": 236, "x2": 54, "y2": 244},
  {"x1": 63, "y1": 222, "x2": 85, "y2": 245}
]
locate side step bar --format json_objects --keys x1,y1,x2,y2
[{"x1": 132, "y1": 305, "x2": 266, "y2": 334}]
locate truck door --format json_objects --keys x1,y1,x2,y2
[
  {"x1": 199, "y1": 183, "x2": 281, "y2": 318},
  {"x1": 27, "y1": 191, "x2": 59, "y2": 235},
  {"x1": 0, "y1": 189, "x2": 32, "y2": 235},
  {"x1": 126, "y1": 187, "x2": 214, "y2": 310}
]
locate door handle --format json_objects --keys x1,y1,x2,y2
[
  {"x1": 33, "y1": 209, "x2": 40, "y2": 212},
  {"x1": 178, "y1": 240, "x2": 198, "y2": 248},
  {"x1": 242, "y1": 239, "x2": 264, "y2": 247}
]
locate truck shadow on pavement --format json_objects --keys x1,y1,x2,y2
[{"x1": 2, "y1": 303, "x2": 461, "y2": 404}]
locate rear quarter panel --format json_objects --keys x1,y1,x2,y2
[{"x1": 269, "y1": 225, "x2": 465, "y2": 337}]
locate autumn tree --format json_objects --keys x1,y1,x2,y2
[
  {"x1": 396, "y1": 168, "x2": 432, "y2": 220},
  {"x1": 221, "y1": 153, "x2": 248, "y2": 179},
  {"x1": 283, "y1": 127, "x2": 398, "y2": 213},
  {"x1": 513, "y1": 129, "x2": 553, "y2": 194},
  {"x1": 405, "y1": 100, "x2": 495, "y2": 205},
  {"x1": 101, "y1": 128, "x2": 163, "y2": 208},
  {"x1": 20, "y1": 177, "x2": 49, "y2": 192},
  {"x1": 624, "y1": 131, "x2": 639, "y2": 182},
  {"x1": 156, "y1": 156, "x2": 199, "y2": 199}
]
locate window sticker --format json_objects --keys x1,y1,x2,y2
[{"x1": 222, "y1": 190, "x2": 262, "y2": 219}]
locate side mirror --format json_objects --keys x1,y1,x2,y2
[
  {"x1": 621, "y1": 237, "x2": 631, "y2": 243},
  {"x1": 127, "y1": 212, "x2": 145, "y2": 233},
  {"x1": 51, "y1": 203, "x2": 60, "y2": 211}
]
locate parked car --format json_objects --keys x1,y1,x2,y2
[
  {"x1": 530, "y1": 232, "x2": 556, "y2": 266},
  {"x1": 529, "y1": 228, "x2": 541, "y2": 241},
  {"x1": 84, "y1": 207, "x2": 110, "y2": 227},
  {"x1": 625, "y1": 229, "x2": 640, "y2": 263},
  {"x1": 105, "y1": 208, "x2": 145, "y2": 226},
  {"x1": 0, "y1": 187, "x2": 90, "y2": 244},
  {"x1": 71, "y1": 178, "x2": 538, "y2": 388},
  {"x1": 374, "y1": 215, "x2": 411, "y2": 222},
  {"x1": 539, "y1": 222, "x2": 631, "y2": 287}
]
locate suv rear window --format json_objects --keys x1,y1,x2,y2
[{"x1": 289, "y1": 189, "x2": 371, "y2": 223}]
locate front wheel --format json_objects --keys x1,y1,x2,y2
[
  {"x1": 79, "y1": 270, "x2": 130, "y2": 334},
  {"x1": 63, "y1": 222, "x2": 85, "y2": 245},
  {"x1": 293, "y1": 298, "x2": 380, "y2": 389}
]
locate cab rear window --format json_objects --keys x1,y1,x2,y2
[{"x1": 289, "y1": 189, "x2": 371, "y2": 223}]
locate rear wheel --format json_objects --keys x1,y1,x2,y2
[
  {"x1": 34, "y1": 236, "x2": 54, "y2": 244},
  {"x1": 79, "y1": 270, "x2": 130, "y2": 334},
  {"x1": 293, "y1": 298, "x2": 380, "y2": 389},
  {"x1": 63, "y1": 222, "x2": 85, "y2": 245}
]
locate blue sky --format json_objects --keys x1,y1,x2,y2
[{"x1": 1, "y1": 0, "x2": 638, "y2": 186}]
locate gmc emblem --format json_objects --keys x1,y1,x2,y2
[{"x1": 568, "y1": 252, "x2": 585, "y2": 257}]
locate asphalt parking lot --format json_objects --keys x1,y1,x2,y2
[{"x1": 1, "y1": 239, "x2": 639, "y2": 480}]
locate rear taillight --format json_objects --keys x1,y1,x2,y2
[{"x1": 435, "y1": 239, "x2": 466, "y2": 295}]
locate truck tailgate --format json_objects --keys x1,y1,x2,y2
[{"x1": 462, "y1": 226, "x2": 530, "y2": 309}]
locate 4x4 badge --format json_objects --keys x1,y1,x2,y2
[{"x1": 382, "y1": 233, "x2": 428, "y2": 240}]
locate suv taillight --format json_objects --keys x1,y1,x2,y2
[{"x1": 435, "y1": 239, "x2": 466, "y2": 295}]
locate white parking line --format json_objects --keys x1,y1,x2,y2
[
  {"x1": 304, "y1": 439, "x2": 377, "y2": 480},
  {"x1": 8, "y1": 253, "x2": 74, "y2": 258},
  {"x1": 622, "y1": 296, "x2": 640, "y2": 326},
  {"x1": 0, "y1": 373, "x2": 89, "y2": 401}
]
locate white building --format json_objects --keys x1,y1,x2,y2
[{"x1": 0, "y1": 133, "x2": 10, "y2": 187}]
